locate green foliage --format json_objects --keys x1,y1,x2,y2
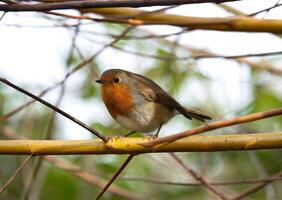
[
  {"x1": 248, "y1": 86, "x2": 282, "y2": 130},
  {"x1": 145, "y1": 48, "x2": 189, "y2": 95},
  {"x1": 40, "y1": 168, "x2": 79, "y2": 200},
  {"x1": 252, "y1": 87, "x2": 282, "y2": 111},
  {"x1": 104, "y1": 23, "x2": 128, "y2": 34}
]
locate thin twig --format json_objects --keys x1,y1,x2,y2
[
  {"x1": 81, "y1": 29, "x2": 186, "y2": 40},
  {"x1": 194, "y1": 51, "x2": 282, "y2": 59},
  {"x1": 232, "y1": 171, "x2": 282, "y2": 200},
  {"x1": 249, "y1": 3, "x2": 282, "y2": 17},
  {"x1": 93, "y1": 154, "x2": 136, "y2": 200},
  {"x1": 79, "y1": 34, "x2": 282, "y2": 64},
  {"x1": 1, "y1": 128, "x2": 146, "y2": 200},
  {"x1": 248, "y1": 152, "x2": 275, "y2": 200},
  {"x1": 0, "y1": 11, "x2": 6, "y2": 21},
  {"x1": 0, "y1": 77, "x2": 108, "y2": 142},
  {"x1": 0, "y1": 155, "x2": 33, "y2": 194},
  {"x1": 218, "y1": 4, "x2": 246, "y2": 16},
  {"x1": 170, "y1": 153, "x2": 231, "y2": 200},
  {"x1": 143, "y1": 108, "x2": 282, "y2": 147},
  {"x1": 0, "y1": 0, "x2": 240, "y2": 12},
  {"x1": 119, "y1": 176, "x2": 282, "y2": 186},
  {"x1": 23, "y1": 85, "x2": 66, "y2": 200},
  {"x1": 80, "y1": 26, "x2": 282, "y2": 76}
]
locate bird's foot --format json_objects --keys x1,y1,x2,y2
[{"x1": 143, "y1": 134, "x2": 158, "y2": 141}]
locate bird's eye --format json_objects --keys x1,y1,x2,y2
[{"x1": 113, "y1": 77, "x2": 121, "y2": 83}]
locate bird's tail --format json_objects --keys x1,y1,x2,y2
[{"x1": 184, "y1": 107, "x2": 212, "y2": 122}]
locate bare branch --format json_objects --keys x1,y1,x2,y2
[
  {"x1": 2, "y1": 129, "x2": 145, "y2": 200},
  {"x1": 0, "y1": 130, "x2": 281, "y2": 155},
  {"x1": 93, "y1": 154, "x2": 135, "y2": 200},
  {"x1": 0, "y1": 0, "x2": 240, "y2": 12},
  {"x1": 85, "y1": 8, "x2": 282, "y2": 33},
  {"x1": 143, "y1": 108, "x2": 282, "y2": 147},
  {"x1": 0, "y1": 155, "x2": 32, "y2": 194},
  {"x1": 120, "y1": 176, "x2": 282, "y2": 186},
  {"x1": 170, "y1": 153, "x2": 231, "y2": 200},
  {"x1": 232, "y1": 172, "x2": 282, "y2": 200},
  {"x1": 0, "y1": 77, "x2": 108, "y2": 142}
]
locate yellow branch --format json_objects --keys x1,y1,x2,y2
[
  {"x1": 0, "y1": 132, "x2": 281, "y2": 155},
  {"x1": 80, "y1": 8, "x2": 282, "y2": 33}
]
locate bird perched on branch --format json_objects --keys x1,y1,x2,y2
[{"x1": 96, "y1": 69, "x2": 211, "y2": 137}]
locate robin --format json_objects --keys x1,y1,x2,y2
[{"x1": 96, "y1": 69, "x2": 211, "y2": 137}]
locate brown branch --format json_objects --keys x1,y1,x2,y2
[
  {"x1": 120, "y1": 176, "x2": 282, "y2": 186},
  {"x1": 0, "y1": 11, "x2": 6, "y2": 21},
  {"x1": 79, "y1": 32, "x2": 282, "y2": 67},
  {"x1": 47, "y1": 155, "x2": 144, "y2": 200},
  {"x1": 247, "y1": 152, "x2": 274, "y2": 200},
  {"x1": 143, "y1": 108, "x2": 282, "y2": 147},
  {"x1": 84, "y1": 8, "x2": 282, "y2": 33},
  {"x1": 0, "y1": 77, "x2": 108, "y2": 142},
  {"x1": 193, "y1": 51, "x2": 282, "y2": 59},
  {"x1": 183, "y1": 46, "x2": 282, "y2": 76},
  {"x1": 2, "y1": 128, "x2": 146, "y2": 200},
  {"x1": 232, "y1": 171, "x2": 282, "y2": 200},
  {"x1": 78, "y1": 24, "x2": 282, "y2": 76},
  {"x1": 93, "y1": 154, "x2": 136, "y2": 200},
  {"x1": 114, "y1": 45, "x2": 282, "y2": 61},
  {"x1": 47, "y1": 10, "x2": 140, "y2": 25},
  {"x1": 218, "y1": 4, "x2": 246, "y2": 16},
  {"x1": 0, "y1": 155, "x2": 32, "y2": 194},
  {"x1": 170, "y1": 153, "x2": 231, "y2": 200},
  {"x1": 0, "y1": 0, "x2": 240, "y2": 11},
  {"x1": 249, "y1": 3, "x2": 282, "y2": 17},
  {"x1": 0, "y1": 81, "x2": 61, "y2": 120}
]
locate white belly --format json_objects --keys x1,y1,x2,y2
[{"x1": 115, "y1": 102, "x2": 175, "y2": 133}]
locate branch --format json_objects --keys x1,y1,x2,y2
[
  {"x1": 183, "y1": 46, "x2": 282, "y2": 76},
  {"x1": 143, "y1": 108, "x2": 282, "y2": 147},
  {"x1": 232, "y1": 171, "x2": 282, "y2": 200},
  {"x1": 0, "y1": 0, "x2": 240, "y2": 11},
  {"x1": 170, "y1": 153, "x2": 231, "y2": 200},
  {"x1": 0, "y1": 132, "x2": 281, "y2": 155},
  {"x1": 120, "y1": 176, "x2": 282, "y2": 186},
  {"x1": 2, "y1": 128, "x2": 146, "y2": 200},
  {"x1": 82, "y1": 8, "x2": 282, "y2": 33},
  {"x1": 0, "y1": 155, "x2": 32, "y2": 194},
  {"x1": 0, "y1": 77, "x2": 107, "y2": 142},
  {"x1": 93, "y1": 154, "x2": 135, "y2": 200}
]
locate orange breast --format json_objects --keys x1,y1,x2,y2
[{"x1": 101, "y1": 84, "x2": 133, "y2": 117}]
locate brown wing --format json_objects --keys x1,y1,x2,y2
[
  {"x1": 128, "y1": 71, "x2": 211, "y2": 122},
  {"x1": 128, "y1": 72, "x2": 191, "y2": 118}
]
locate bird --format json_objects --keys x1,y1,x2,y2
[{"x1": 96, "y1": 69, "x2": 211, "y2": 137}]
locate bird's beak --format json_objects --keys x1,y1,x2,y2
[{"x1": 95, "y1": 79, "x2": 103, "y2": 84}]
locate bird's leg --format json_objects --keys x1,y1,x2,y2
[
  {"x1": 154, "y1": 124, "x2": 163, "y2": 138},
  {"x1": 124, "y1": 131, "x2": 137, "y2": 137}
]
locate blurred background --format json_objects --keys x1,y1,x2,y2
[{"x1": 0, "y1": 0, "x2": 282, "y2": 199}]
